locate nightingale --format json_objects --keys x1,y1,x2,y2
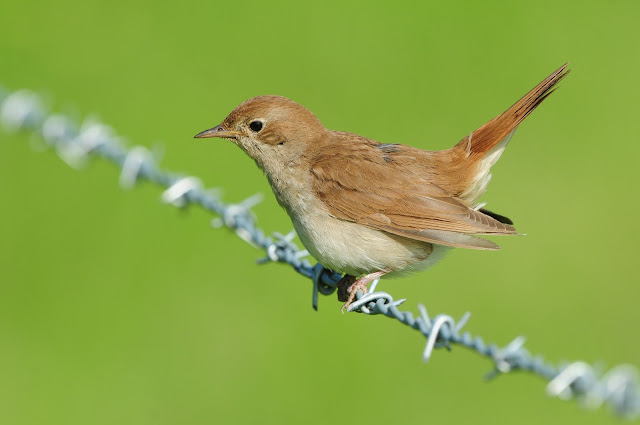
[{"x1": 195, "y1": 64, "x2": 569, "y2": 310}]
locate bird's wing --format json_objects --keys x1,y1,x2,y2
[{"x1": 311, "y1": 154, "x2": 517, "y2": 250}]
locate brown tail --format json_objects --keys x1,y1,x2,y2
[{"x1": 454, "y1": 63, "x2": 570, "y2": 157}]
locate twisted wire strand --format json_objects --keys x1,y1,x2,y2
[{"x1": 1, "y1": 87, "x2": 638, "y2": 419}]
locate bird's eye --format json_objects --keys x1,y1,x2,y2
[{"x1": 249, "y1": 121, "x2": 263, "y2": 132}]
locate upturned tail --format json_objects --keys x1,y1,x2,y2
[
  {"x1": 455, "y1": 63, "x2": 569, "y2": 157},
  {"x1": 452, "y1": 63, "x2": 570, "y2": 202}
]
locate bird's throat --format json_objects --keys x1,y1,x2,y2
[{"x1": 262, "y1": 162, "x2": 315, "y2": 219}]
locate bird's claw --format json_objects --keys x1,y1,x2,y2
[{"x1": 341, "y1": 280, "x2": 370, "y2": 313}]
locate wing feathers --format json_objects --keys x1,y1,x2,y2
[
  {"x1": 312, "y1": 153, "x2": 516, "y2": 250},
  {"x1": 377, "y1": 227, "x2": 501, "y2": 250}
]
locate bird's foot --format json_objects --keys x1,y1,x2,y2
[
  {"x1": 337, "y1": 274, "x2": 357, "y2": 303},
  {"x1": 340, "y1": 270, "x2": 388, "y2": 313},
  {"x1": 341, "y1": 280, "x2": 370, "y2": 313}
]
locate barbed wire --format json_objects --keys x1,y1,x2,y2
[{"x1": 1, "y1": 87, "x2": 638, "y2": 419}]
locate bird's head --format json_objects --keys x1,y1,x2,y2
[{"x1": 195, "y1": 95, "x2": 327, "y2": 170}]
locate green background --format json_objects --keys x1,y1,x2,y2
[{"x1": 1, "y1": 1, "x2": 639, "y2": 424}]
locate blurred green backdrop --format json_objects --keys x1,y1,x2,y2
[{"x1": 1, "y1": 1, "x2": 639, "y2": 424}]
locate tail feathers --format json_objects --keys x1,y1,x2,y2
[
  {"x1": 453, "y1": 63, "x2": 569, "y2": 203},
  {"x1": 478, "y1": 208, "x2": 514, "y2": 225},
  {"x1": 455, "y1": 63, "x2": 570, "y2": 157}
]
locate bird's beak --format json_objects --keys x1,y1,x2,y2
[{"x1": 194, "y1": 124, "x2": 242, "y2": 139}]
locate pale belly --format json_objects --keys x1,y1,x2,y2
[
  {"x1": 291, "y1": 206, "x2": 448, "y2": 277},
  {"x1": 267, "y1": 165, "x2": 448, "y2": 277}
]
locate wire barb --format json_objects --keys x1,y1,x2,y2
[
  {"x1": 161, "y1": 176, "x2": 203, "y2": 207},
  {"x1": 120, "y1": 146, "x2": 154, "y2": 189},
  {"x1": 1, "y1": 87, "x2": 639, "y2": 420}
]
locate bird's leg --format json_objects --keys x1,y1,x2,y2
[{"x1": 341, "y1": 270, "x2": 389, "y2": 313}]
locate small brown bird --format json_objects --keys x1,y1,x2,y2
[{"x1": 195, "y1": 64, "x2": 569, "y2": 310}]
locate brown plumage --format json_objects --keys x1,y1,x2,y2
[
  {"x1": 311, "y1": 136, "x2": 516, "y2": 251},
  {"x1": 195, "y1": 63, "x2": 570, "y2": 310}
]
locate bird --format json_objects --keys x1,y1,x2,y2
[{"x1": 195, "y1": 63, "x2": 569, "y2": 311}]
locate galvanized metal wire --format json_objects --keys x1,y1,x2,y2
[{"x1": 1, "y1": 87, "x2": 639, "y2": 419}]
